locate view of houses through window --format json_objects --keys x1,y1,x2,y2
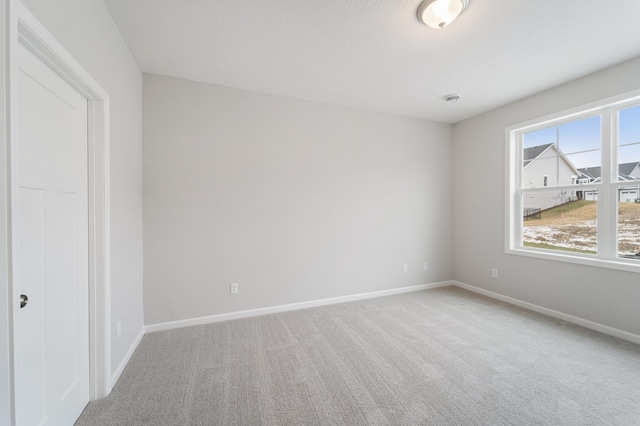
[{"x1": 518, "y1": 104, "x2": 640, "y2": 260}]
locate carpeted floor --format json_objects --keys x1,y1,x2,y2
[{"x1": 76, "y1": 286, "x2": 640, "y2": 425}]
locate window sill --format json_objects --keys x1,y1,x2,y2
[{"x1": 506, "y1": 247, "x2": 640, "y2": 274}]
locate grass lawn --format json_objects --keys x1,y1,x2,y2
[
  {"x1": 526, "y1": 200, "x2": 597, "y2": 226},
  {"x1": 538, "y1": 200, "x2": 596, "y2": 219},
  {"x1": 524, "y1": 200, "x2": 640, "y2": 254}
]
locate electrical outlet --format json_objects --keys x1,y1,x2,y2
[
  {"x1": 491, "y1": 268, "x2": 498, "y2": 278},
  {"x1": 230, "y1": 283, "x2": 239, "y2": 294},
  {"x1": 403, "y1": 264, "x2": 408, "y2": 273},
  {"x1": 116, "y1": 321, "x2": 122, "y2": 338},
  {"x1": 424, "y1": 262, "x2": 428, "y2": 271}
]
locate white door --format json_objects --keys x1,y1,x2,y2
[{"x1": 14, "y1": 41, "x2": 90, "y2": 426}]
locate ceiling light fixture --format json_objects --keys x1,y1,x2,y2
[{"x1": 417, "y1": 0, "x2": 470, "y2": 29}]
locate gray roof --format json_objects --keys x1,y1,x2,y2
[
  {"x1": 619, "y1": 161, "x2": 640, "y2": 177},
  {"x1": 523, "y1": 143, "x2": 553, "y2": 161},
  {"x1": 523, "y1": 143, "x2": 553, "y2": 167},
  {"x1": 578, "y1": 166, "x2": 601, "y2": 180},
  {"x1": 577, "y1": 162, "x2": 640, "y2": 180}
]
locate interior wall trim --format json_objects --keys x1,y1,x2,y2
[
  {"x1": 451, "y1": 280, "x2": 640, "y2": 345},
  {"x1": 145, "y1": 281, "x2": 452, "y2": 333}
]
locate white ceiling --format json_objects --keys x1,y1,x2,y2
[{"x1": 103, "y1": 0, "x2": 640, "y2": 123}]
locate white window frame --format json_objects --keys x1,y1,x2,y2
[{"x1": 506, "y1": 89, "x2": 640, "y2": 274}]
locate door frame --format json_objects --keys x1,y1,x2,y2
[{"x1": 5, "y1": 2, "x2": 111, "y2": 422}]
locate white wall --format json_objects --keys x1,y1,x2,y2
[
  {"x1": 15, "y1": 0, "x2": 144, "y2": 380},
  {"x1": 143, "y1": 74, "x2": 453, "y2": 325},
  {"x1": 453, "y1": 57, "x2": 640, "y2": 336}
]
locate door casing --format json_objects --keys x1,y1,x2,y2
[{"x1": 5, "y1": 2, "x2": 112, "y2": 423}]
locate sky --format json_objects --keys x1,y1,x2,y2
[{"x1": 523, "y1": 105, "x2": 640, "y2": 170}]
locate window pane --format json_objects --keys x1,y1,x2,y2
[
  {"x1": 522, "y1": 191, "x2": 597, "y2": 254},
  {"x1": 523, "y1": 116, "x2": 601, "y2": 188},
  {"x1": 617, "y1": 105, "x2": 640, "y2": 182},
  {"x1": 558, "y1": 116, "x2": 601, "y2": 154},
  {"x1": 618, "y1": 186, "x2": 640, "y2": 260},
  {"x1": 619, "y1": 105, "x2": 640, "y2": 145}
]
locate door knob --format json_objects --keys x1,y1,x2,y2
[{"x1": 20, "y1": 294, "x2": 28, "y2": 309}]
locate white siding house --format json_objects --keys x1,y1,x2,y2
[
  {"x1": 523, "y1": 143, "x2": 580, "y2": 211},
  {"x1": 577, "y1": 162, "x2": 640, "y2": 202}
]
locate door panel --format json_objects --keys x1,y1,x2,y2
[
  {"x1": 16, "y1": 187, "x2": 46, "y2": 426},
  {"x1": 15, "y1": 42, "x2": 89, "y2": 426}
]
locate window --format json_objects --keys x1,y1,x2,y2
[{"x1": 507, "y1": 91, "x2": 640, "y2": 272}]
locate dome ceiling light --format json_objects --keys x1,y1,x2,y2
[{"x1": 417, "y1": 0, "x2": 470, "y2": 29}]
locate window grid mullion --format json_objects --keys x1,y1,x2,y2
[
  {"x1": 598, "y1": 110, "x2": 615, "y2": 259},
  {"x1": 610, "y1": 107, "x2": 622, "y2": 259},
  {"x1": 514, "y1": 132, "x2": 523, "y2": 248}
]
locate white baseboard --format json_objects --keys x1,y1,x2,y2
[
  {"x1": 145, "y1": 281, "x2": 451, "y2": 333},
  {"x1": 451, "y1": 280, "x2": 640, "y2": 346},
  {"x1": 110, "y1": 327, "x2": 145, "y2": 389}
]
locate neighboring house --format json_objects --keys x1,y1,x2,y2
[
  {"x1": 577, "y1": 162, "x2": 640, "y2": 202},
  {"x1": 620, "y1": 161, "x2": 640, "y2": 180},
  {"x1": 577, "y1": 162, "x2": 640, "y2": 182},
  {"x1": 523, "y1": 143, "x2": 580, "y2": 211}
]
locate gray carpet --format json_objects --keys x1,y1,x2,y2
[{"x1": 76, "y1": 286, "x2": 640, "y2": 425}]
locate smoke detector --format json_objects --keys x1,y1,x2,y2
[{"x1": 444, "y1": 94, "x2": 461, "y2": 103}]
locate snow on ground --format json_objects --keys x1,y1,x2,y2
[
  {"x1": 524, "y1": 221, "x2": 640, "y2": 254},
  {"x1": 524, "y1": 222, "x2": 597, "y2": 251}
]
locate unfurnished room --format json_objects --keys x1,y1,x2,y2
[{"x1": 1, "y1": 1, "x2": 640, "y2": 425}]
